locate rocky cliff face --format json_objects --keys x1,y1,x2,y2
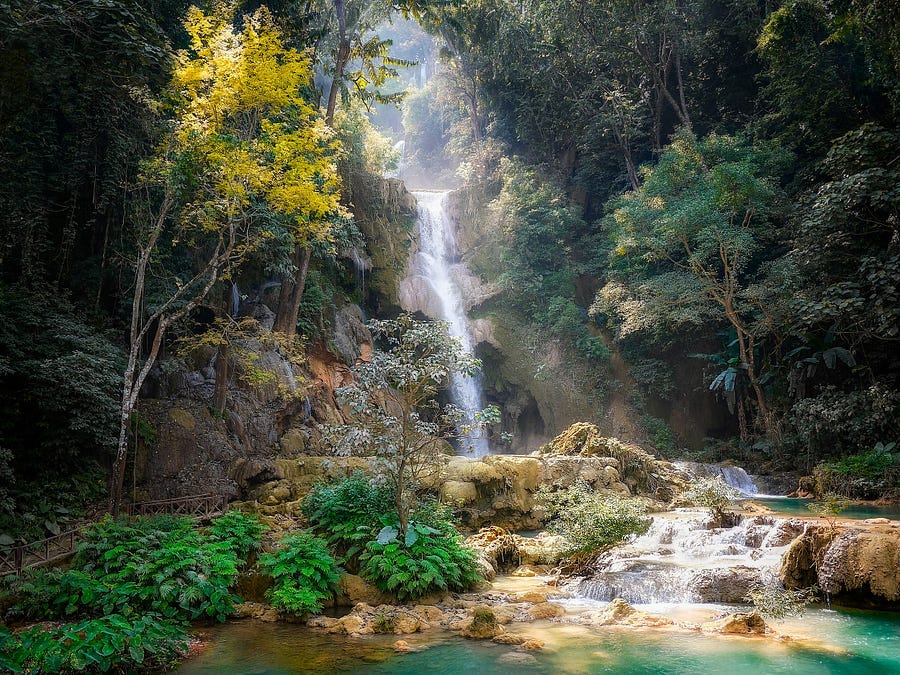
[{"x1": 780, "y1": 521, "x2": 900, "y2": 607}]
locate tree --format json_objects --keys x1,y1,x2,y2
[
  {"x1": 597, "y1": 131, "x2": 790, "y2": 432},
  {"x1": 325, "y1": 314, "x2": 482, "y2": 535},
  {"x1": 110, "y1": 6, "x2": 344, "y2": 514}
]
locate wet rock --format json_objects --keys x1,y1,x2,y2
[
  {"x1": 513, "y1": 591, "x2": 547, "y2": 604},
  {"x1": 279, "y1": 429, "x2": 307, "y2": 455},
  {"x1": 521, "y1": 639, "x2": 545, "y2": 650},
  {"x1": 689, "y1": 566, "x2": 762, "y2": 603},
  {"x1": 232, "y1": 602, "x2": 281, "y2": 622},
  {"x1": 412, "y1": 605, "x2": 444, "y2": 624},
  {"x1": 493, "y1": 633, "x2": 528, "y2": 645},
  {"x1": 498, "y1": 652, "x2": 538, "y2": 666},
  {"x1": 819, "y1": 528, "x2": 900, "y2": 603},
  {"x1": 393, "y1": 640, "x2": 413, "y2": 652},
  {"x1": 458, "y1": 606, "x2": 504, "y2": 639},
  {"x1": 526, "y1": 602, "x2": 565, "y2": 620},
  {"x1": 511, "y1": 566, "x2": 537, "y2": 577},
  {"x1": 701, "y1": 611, "x2": 769, "y2": 635},
  {"x1": 591, "y1": 598, "x2": 671, "y2": 628},
  {"x1": 332, "y1": 305, "x2": 372, "y2": 366},
  {"x1": 780, "y1": 525, "x2": 837, "y2": 590}
]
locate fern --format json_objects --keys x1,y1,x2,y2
[{"x1": 259, "y1": 532, "x2": 340, "y2": 616}]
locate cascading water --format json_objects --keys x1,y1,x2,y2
[
  {"x1": 576, "y1": 510, "x2": 800, "y2": 605},
  {"x1": 674, "y1": 461, "x2": 760, "y2": 495},
  {"x1": 408, "y1": 190, "x2": 490, "y2": 457}
]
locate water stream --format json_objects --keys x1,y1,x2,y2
[{"x1": 408, "y1": 190, "x2": 490, "y2": 456}]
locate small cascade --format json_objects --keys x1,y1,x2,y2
[
  {"x1": 576, "y1": 511, "x2": 796, "y2": 605},
  {"x1": 230, "y1": 282, "x2": 241, "y2": 318},
  {"x1": 280, "y1": 359, "x2": 297, "y2": 393},
  {"x1": 408, "y1": 191, "x2": 490, "y2": 457},
  {"x1": 674, "y1": 461, "x2": 760, "y2": 495},
  {"x1": 303, "y1": 395, "x2": 312, "y2": 423}
]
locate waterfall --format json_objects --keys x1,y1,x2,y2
[
  {"x1": 230, "y1": 282, "x2": 240, "y2": 318},
  {"x1": 576, "y1": 511, "x2": 797, "y2": 605},
  {"x1": 674, "y1": 461, "x2": 760, "y2": 495},
  {"x1": 410, "y1": 190, "x2": 490, "y2": 457}
]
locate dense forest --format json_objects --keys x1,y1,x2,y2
[{"x1": 0, "y1": 1, "x2": 898, "y2": 672}]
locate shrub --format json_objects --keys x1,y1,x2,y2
[
  {"x1": 360, "y1": 521, "x2": 481, "y2": 602},
  {"x1": 207, "y1": 510, "x2": 265, "y2": 560},
  {"x1": 535, "y1": 483, "x2": 651, "y2": 556},
  {"x1": 746, "y1": 584, "x2": 818, "y2": 619},
  {"x1": 0, "y1": 613, "x2": 187, "y2": 673},
  {"x1": 302, "y1": 472, "x2": 394, "y2": 563},
  {"x1": 680, "y1": 477, "x2": 743, "y2": 523},
  {"x1": 259, "y1": 532, "x2": 340, "y2": 615},
  {"x1": 813, "y1": 442, "x2": 898, "y2": 499},
  {"x1": 10, "y1": 515, "x2": 243, "y2": 623},
  {"x1": 806, "y1": 493, "x2": 849, "y2": 531}
]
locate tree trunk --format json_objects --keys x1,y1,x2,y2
[
  {"x1": 273, "y1": 246, "x2": 312, "y2": 335},
  {"x1": 325, "y1": 0, "x2": 350, "y2": 126}
]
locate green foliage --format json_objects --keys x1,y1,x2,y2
[
  {"x1": 259, "y1": 532, "x2": 340, "y2": 616},
  {"x1": 806, "y1": 493, "x2": 850, "y2": 530},
  {"x1": 0, "y1": 285, "x2": 125, "y2": 480},
  {"x1": 535, "y1": 483, "x2": 651, "y2": 557},
  {"x1": 680, "y1": 477, "x2": 743, "y2": 521},
  {"x1": 360, "y1": 520, "x2": 480, "y2": 602},
  {"x1": 10, "y1": 515, "x2": 244, "y2": 623},
  {"x1": 0, "y1": 464, "x2": 106, "y2": 541},
  {"x1": 746, "y1": 584, "x2": 818, "y2": 620},
  {"x1": 0, "y1": 613, "x2": 188, "y2": 674},
  {"x1": 302, "y1": 472, "x2": 394, "y2": 563},
  {"x1": 642, "y1": 415, "x2": 676, "y2": 454},
  {"x1": 207, "y1": 510, "x2": 265, "y2": 560}
]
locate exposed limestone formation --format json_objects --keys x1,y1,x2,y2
[
  {"x1": 590, "y1": 598, "x2": 672, "y2": 627},
  {"x1": 780, "y1": 523, "x2": 900, "y2": 606},
  {"x1": 701, "y1": 611, "x2": 769, "y2": 635}
]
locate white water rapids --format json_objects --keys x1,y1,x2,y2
[{"x1": 402, "y1": 190, "x2": 490, "y2": 457}]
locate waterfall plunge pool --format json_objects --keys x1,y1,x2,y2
[{"x1": 175, "y1": 603, "x2": 900, "y2": 674}]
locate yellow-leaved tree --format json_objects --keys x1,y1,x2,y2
[{"x1": 111, "y1": 6, "x2": 344, "y2": 514}]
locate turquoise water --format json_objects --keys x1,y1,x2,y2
[
  {"x1": 753, "y1": 497, "x2": 900, "y2": 521},
  {"x1": 177, "y1": 606, "x2": 900, "y2": 674}
]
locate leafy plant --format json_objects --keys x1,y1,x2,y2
[
  {"x1": 680, "y1": 477, "x2": 743, "y2": 523},
  {"x1": 746, "y1": 584, "x2": 818, "y2": 619},
  {"x1": 806, "y1": 493, "x2": 849, "y2": 531},
  {"x1": 259, "y1": 532, "x2": 340, "y2": 615},
  {"x1": 0, "y1": 613, "x2": 187, "y2": 673},
  {"x1": 302, "y1": 472, "x2": 394, "y2": 563},
  {"x1": 360, "y1": 521, "x2": 480, "y2": 602},
  {"x1": 207, "y1": 510, "x2": 265, "y2": 560},
  {"x1": 535, "y1": 482, "x2": 651, "y2": 557},
  {"x1": 10, "y1": 515, "x2": 243, "y2": 623}
]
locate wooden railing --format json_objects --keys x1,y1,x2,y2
[
  {"x1": 1, "y1": 528, "x2": 80, "y2": 576},
  {"x1": 1, "y1": 493, "x2": 229, "y2": 576},
  {"x1": 128, "y1": 493, "x2": 228, "y2": 520}
]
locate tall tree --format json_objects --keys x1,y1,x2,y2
[{"x1": 111, "y1": 6, "x2": 344, "y2": 513}]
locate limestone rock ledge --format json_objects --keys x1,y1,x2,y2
[{"x1": 780, "y1": 523, "x2": 900, "y2": 607}]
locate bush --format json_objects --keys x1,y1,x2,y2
[
  {"x1": 535, "y1": 483, "x2": 651, "y2": 556},
  {"x1": 10, "y1": 515, "x2": 244, "y2": 623},
  {"x1": 302, "y1": 472, "x2": 394, "y2": 563},
  {"x1": 0, "y1": 613, "x2": 187, "y2": 673},
  {"x1": 207, "y1": 510, "x2": 264, "y2": 560},
  {"x1": 680, "y1": 477, "x2": 743, "y2": 522},
  {"x1": 259, "y1": 532, "x2": 340, "y2": 615},
  {"x1": 746, "y1": 584, "x2": 818, "y2": 619},
  {"x1": 360, "y1": 521, "x2": 480, "y2": 602},
  {"x1": 813, "y1": 442, "x2": 898, "y2": 499}
]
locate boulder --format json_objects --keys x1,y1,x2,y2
[
  {"x1": 440, "y1": 480, "x2": 479, "y2": 506},
  {"x1": 701, "y1": 611, "x2": 769, "y2": 635},
  {"x1": 459, "y1": 606, "x2": 504, "y2": 639},
  {"x1": 689, "y1": 566, "x2": 762, "y2": 603},
  {"x1": 526, "y1": 602, "x2": 565, "y2": 620},
  {"x1": 338, "y1": 574, "x2": 394, "y2": 606},
  {"x1": 818, "y1": 528, "x2": 900, "y2": 603},
  {"x1": 591, "y1": 598, "x2": 672, "y2": 628}
]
